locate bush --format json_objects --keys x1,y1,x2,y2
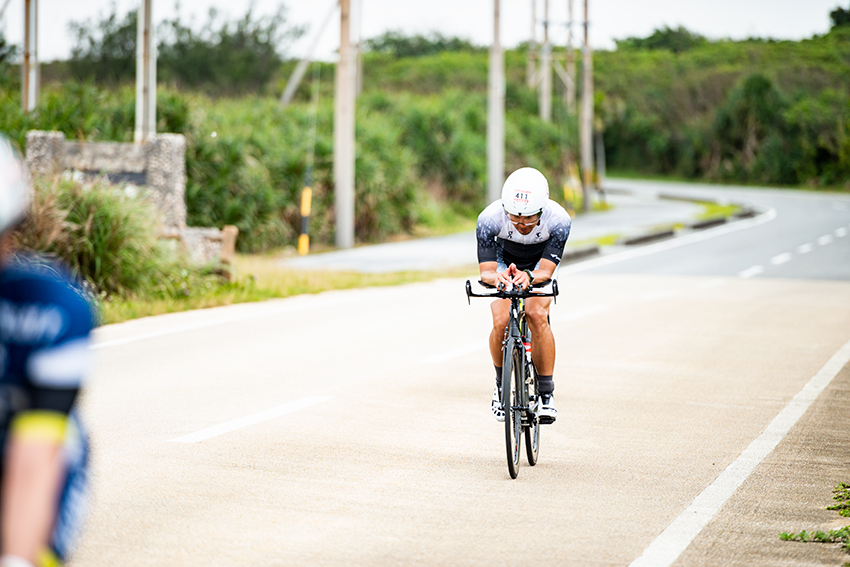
[{"x1": 12, "y1": 174, "x2": 200, "y2": 298}]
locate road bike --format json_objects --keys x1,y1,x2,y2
[{"x1": 466, "y1": 278, "x2": 559, "y2": 479}]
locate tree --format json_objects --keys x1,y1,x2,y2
[
  {"x1": 615, "y1": 26, "x2": 707, "y2": 53},
  {"x1": 0, "y1": 31, "x2": 17, "y2": 65},
  {"x1": 365, "y1": 31, "x2": 481, "y2": 58},
  {"x1": 67, "y1": 3, "x2": 303, "y2": 92},
  {"x1": 68, "y1": 8, "x2": 137, "y2": 82},
  {"x1": 157, "y1": 6, "x2": 303, "y2": 92},
  {"x1": 831, "y1": 5, "x2": 850, "y2": 28}
]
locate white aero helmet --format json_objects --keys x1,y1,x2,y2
[
  {"x1": 501, "y1": 167, "x2": 549, "y2": 216},
  {"x1": 0, "y1": 134, "x2": 30, "y2": 235}
]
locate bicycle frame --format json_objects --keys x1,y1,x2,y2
[{"x1": 466, "y1": 279, "x2": 558, "y2": 477}]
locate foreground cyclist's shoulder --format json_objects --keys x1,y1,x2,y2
[{"x1": 0, "y1": 256, "x2": 96, "y2": 329}]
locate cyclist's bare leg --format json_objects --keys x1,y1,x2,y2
[
  {"x1": 489, "y1": 298, "x2": 510, "y2": 367},
  {"x1": 525, "y1": 296, "x2": 554, "y2": 375}
]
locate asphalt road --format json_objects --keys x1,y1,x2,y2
[{"x1": 71, "y1": 181, "x2": 850, "y2": 566}]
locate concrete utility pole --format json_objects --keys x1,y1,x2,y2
[
  {"x1": 566, "y1": 0, "x2": 576, "y2": 112},
  {"x1": 21, "y1": 0, "x2": 38, "y2": 114},
  {"x1": 334, "y1": 0, "x2": 356, "y2": 248},
  {"x1": 134, "y1": 0, "x2": 157, "y2": 143},
  {"x1": 580, "y1": 0, "x2": 594, "y2": 211},
  {"x1": 527, "y1": 0, "x2": 536, "y2": 88},
  {"x1": 487, "y1": 0, "x2": 505, "y2": 203},
  {"x1": 539, "y1": 0, "x2": 551, "y2": 122}
]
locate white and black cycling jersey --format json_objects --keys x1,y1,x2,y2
[{"x1": 476, "y1": 199, "x2": 572, "y2": 271}]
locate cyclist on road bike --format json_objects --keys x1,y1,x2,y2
[
  {"x1": 0, "y1": 135, "x2": 94, "y2": 567},
  {"x1": 476, "y1": 167, "x2": 571, "y2": 424}
]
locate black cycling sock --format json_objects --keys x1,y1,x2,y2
[
  {"x1": 495, "y1": 365, "x2": 502, "y2": 387},
  {"x1": 538, "y1": 374, "x2": 554, "y2": 394}
]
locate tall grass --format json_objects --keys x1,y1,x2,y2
[{"x1": 12, "y1": 174, "x2": 214, "y2": 299}]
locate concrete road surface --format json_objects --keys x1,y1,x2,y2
[{"x1": 70, "y1": 180, "x2": 850, "y2": 566}]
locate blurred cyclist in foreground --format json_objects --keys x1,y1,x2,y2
[{"x1": 0, "y1": 135, "x2": 93, "y2": 567}]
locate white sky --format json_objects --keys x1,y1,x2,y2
[{"x1": 0, "y1": 0, "x2": 843, "y2": 62}]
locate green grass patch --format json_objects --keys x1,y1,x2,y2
[
  {"x1": 780, "y1": 483, "x2": 850, "y2": 554},
  {"x1": 696, "y1": 201, "x2": 741, "y2": 220},
  {"x1": 99, "y1": 253, "x2": 479, "y2": 325}
]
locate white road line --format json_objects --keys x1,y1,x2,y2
[
  {"x1": 817, "y1": 235, "x2": 834, "y2": 246},
  {"x1": 770, "y1": 253, "x2": 792, "y2": 266},
  {"x1": 563, "y1": 208, "x2": 777, "y2": 275},
  {"x1": 422, "y1": 342, "x2": 486, "y2": 364},
  {"x1": 836, "y1": 227, "x2": 848, "y2": 238},
  {"x1": 169, "y1": 396, "x2": 332, "y2": 443},
  {"x1": 630, "y1": 337, "x2": 850, "y2": 567},
  {"x1": 737, "y1": 266, "x2": 763, "y2": 279},
  {"x1": 796, "y1": 243, "x2": 813, "y2": 254}
]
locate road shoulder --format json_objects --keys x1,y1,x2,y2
[{"x1": 676, "y1": 360, "x2": 850, "y2": 566}]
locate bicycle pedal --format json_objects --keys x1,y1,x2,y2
[{"x1": 538, "y1": 415, "x2": 556, "y2": 425}]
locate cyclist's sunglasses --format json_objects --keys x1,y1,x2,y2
[{"x1": 508, "y1": 213, "x2": 540, "y2": 227}]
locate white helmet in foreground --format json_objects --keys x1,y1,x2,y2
[
  {"x1": 0, "y1": 135, "x2": 30, "y2": 235},
  {"x1": 501, "y1": 167, "x2": 549, "y2": 216}
]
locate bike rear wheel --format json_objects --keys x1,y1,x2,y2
[
  {"x1": 524, "y1": 361, "x2": 540, "y2": 466},
  {"x1": 502, "y1": 339, "x2": 523, "y2": 479}
]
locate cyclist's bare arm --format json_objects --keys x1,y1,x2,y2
[
  {"x1": 2, "y1": 432, "x2": 64, "y2": 564},
  {"x1": 478, "y1": 259, "x2": 558, "y2": 289}
]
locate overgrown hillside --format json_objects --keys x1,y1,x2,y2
[{"x1": 1, "y1": 7, "x2": 848, "y2": 255}]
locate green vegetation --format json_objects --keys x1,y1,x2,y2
[
  {"x1": 12, "y1": 173, "x2": 224, "y2": 309},
  {"x1": 780, "y1": 483, "x2": 850, "y2": 554},
  {"x1": 696, "y1": 201, "x2": 741, "y2": 220},
  {"x1": 615, "y1": 25, "x2": 708, "y2": 53},
  {"x1": 364, "y1": 31, "x2": 483, "y2": 58},
  {"x1": 2, "y1": 5, "x2": 849, "y2": 323},
  {"x1": 99, "y1": 254, "x2": 477, "y2": 325},
  {"x1": 6, "y1": 6, "x2": 848, "y2": 256},
  {"x1": 67, "y1": 5, "x2": 303, "y2": 93},
  {"x1": 596, "y1": 27, "x2": 850, "y2": 188}
]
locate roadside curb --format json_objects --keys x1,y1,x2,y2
[
  {"x1": 562, "y1": 243, "x2": 601, "y2": 263},
  {"x1": 594, "y1": 187, "x2": 762, "y2": 250}
]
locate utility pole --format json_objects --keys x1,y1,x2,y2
[
  {"x1": 527, "y1": 0, "x2": 536, "y2": 88},
  {"x1": 539, "y1": 0, "x2": 551, "y2": 122},
  {"x1": 21, "y1": 0, "x2": 38, "y2": 114},
  {"x1": 487, "y1": 0, "x2": 505, "y2": 203},
  {"x1": 134, "y1": 0, "x2": 156, "y2": 143},
  {"x1": 580, "y1": 0, "x2": 594, "y2": 212},
  {"x1": 334, "y1": 0, "x2": 356, "y2": 248},
  {"x1": 566, "y1": 0, "x2": 576, "y2": 112}
]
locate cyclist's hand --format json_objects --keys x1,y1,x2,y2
[
  {"x1": 515, "y1": 271, "x2": 532, "y2": 290},
  {"x1": 507, "y1": 264, "x2": 531, "y2": 290},
  {"x1": 495, "y1": 269, "x2": 512, "y2": 290}
]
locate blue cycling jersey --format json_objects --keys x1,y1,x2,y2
[{"x1": 0, "y1": 254, "x2": 95, "y2": 563}]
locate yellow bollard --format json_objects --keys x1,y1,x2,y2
[{"x1": 298, "y1": 186, "x2": 313, "y2": 255}]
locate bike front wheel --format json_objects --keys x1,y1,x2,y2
[{"x1": 502, "y1": 339, "x2": 523, "y2": 479}]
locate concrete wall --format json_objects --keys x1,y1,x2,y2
[{"x1": 25, "y1": 130, "x2": 224, "y2": 264}]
